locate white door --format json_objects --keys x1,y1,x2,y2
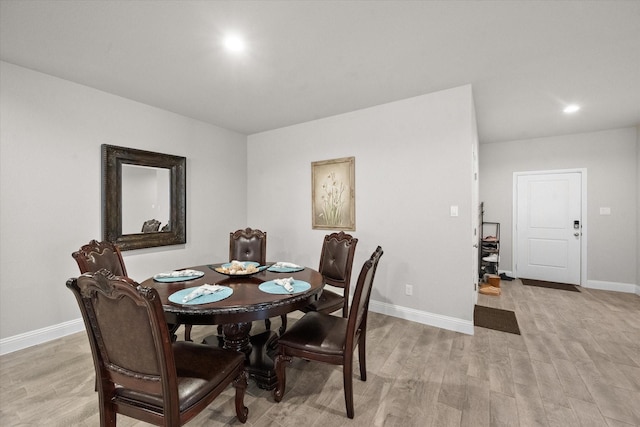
[{"x1": 515, "y1": 172, "x2": 582, "y2": 285}]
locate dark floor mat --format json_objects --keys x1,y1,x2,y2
[
  {"x1": 521, "y1": 278, "x2": 580, "y2": 292},
  {"x1": 474, "y1": 305, "x2": 521, "y2": 335}
]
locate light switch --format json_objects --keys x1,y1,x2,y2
[
  {"x1": 600, "y1": 207, "x2": 611, "y2": 215},
  {"x1": 450, "y1": 205, "x2": 459, "y2": 217}
]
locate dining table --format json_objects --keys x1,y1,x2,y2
[{"x1": 141, "y1": 262, "x2": 324, "y2": 390}]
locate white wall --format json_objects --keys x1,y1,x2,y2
[
  {"x1": 480, "y1": 127, "x2": 638, "y2": 288},
  {"x1": 247, "y1": 85, "x2": 478, "y2": 330},
  {"x1": 0, "y1": 61, "x2": 248, "y2": 345}
]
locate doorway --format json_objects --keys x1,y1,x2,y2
[{"x1": 513, "y1": 170, "x2": 587, "y2": 285}]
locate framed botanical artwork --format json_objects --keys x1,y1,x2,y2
[{"x1": 311, "y1": 156, "x2": 355, "y2": 230}]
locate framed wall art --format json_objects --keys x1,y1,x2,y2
[{"x1": 311, "y1": 156, "x2": 355, "y2": 230}]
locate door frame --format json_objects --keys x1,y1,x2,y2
[{"x1": 512, "y1": 168, "x2": 588, "y2": 286}]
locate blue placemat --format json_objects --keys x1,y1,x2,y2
[
  {"x1": 168, "y1": 286, "x2": 233, "y2": 305},
  {"x1": 258, "y1": 280, "x2": 311, "y2": 295},
  {"x1": 153, "y1": 270, "x2": 204, "y2": 282},
  {"x1": 267, "y1": 265, "x2": 305, "y2": 273}
]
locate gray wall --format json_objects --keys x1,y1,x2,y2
[
  {"x1": 479, "y1": 127, "x2": 638, "y2": 287},
  {"x1": 247, "y1": 86, "x2": 478, "y2": 324},
  {"x1": 0, "y1": 61, "x2": 248, "y2": 341}
]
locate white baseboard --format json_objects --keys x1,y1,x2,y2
[
  {"x1": 0, "y1": 318, "x2": 84, "y2": 356},
  {"x1": 369, "y1": 300, "x2": 474, "y2": 335},
  {"x1": 585, "y1": 280, "x2": 640, "y2": 295}
]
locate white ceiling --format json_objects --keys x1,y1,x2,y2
[{"x1": 1, "y1": 1, "x2": 639, "y2": 143}]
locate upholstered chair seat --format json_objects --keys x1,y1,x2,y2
[
  {"x1": 277, "y1": 312, "x2": 348, "y2": 356},
  {"x1": 116, "y1": 341, "x2": 245, "y2": 412},
  {"x1": 307, "y1": 291, "x2": 344, "y2": 314},
  {"x1": 72, "y1": 239, "x2": 186, "y2": 341}
]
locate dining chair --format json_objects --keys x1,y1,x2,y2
[
  {"x1": 273, "y1": 246, "x2": 383, "y2": 419},
  {"x1": 67, "y1": 269, "x2": 249, "y2": 426},
  {"x1": 229, "y1": 227, "x2": 282, "y2": 332},
  {"x1": 142, "y1": 218, "x2": 161, "y2": 232},
  {"x1": 193, "y1": 228, "x2": 271, "y2": 340},
  {"x1": 304, "y1": 231, "x2": 358, "y2": 317},
  {"x1": 72, "y1": 240, "x2": 186, "y2": 342},
  {"x1": 277, "y1": 232, "x2": 358, "y2": 336}
]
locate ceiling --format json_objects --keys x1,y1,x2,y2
[{"x1": 1, "y1": 1, "x2": 639, "y2": 143}]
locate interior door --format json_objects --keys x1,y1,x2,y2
[{"x1": 515, "y1": 172, "x2": 582, "y2": 285}]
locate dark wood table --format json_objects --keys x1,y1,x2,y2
[{"x1": 142, "y1": 263, "x2": 323, "y2": 389}]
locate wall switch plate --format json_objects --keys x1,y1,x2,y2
[
  {"x1": 600, "y1": 207, "x2": 611, "y2": 215},
  {"x1": 405, "y1": 284, "x2": 413, "y2": 296},
  {"x1": 450, "y1": 205, "x2": 459, "y2": 217}
]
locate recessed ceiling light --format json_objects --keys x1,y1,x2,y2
[
  {"x1": 563, "y1": 104, "x2": 581, "y2": 114},
  {"x1": 223, "y1": 35, "x2": 246, "y2": 53}
]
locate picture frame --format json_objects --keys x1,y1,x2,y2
[{"x1": 311, "y1": 156, "x2": 355, "y2": 230}]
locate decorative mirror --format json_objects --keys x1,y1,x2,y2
[{"x1": 102, "y1": 144, "x2": 186, "y2": 250}]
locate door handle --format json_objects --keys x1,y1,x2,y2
[{"x1": 574, "y1": 232, "x2": 580, "y2": 237}]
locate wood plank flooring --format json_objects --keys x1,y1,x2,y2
[{"x1": 1, "y1": 280, "x2": 639, "y2": 426}]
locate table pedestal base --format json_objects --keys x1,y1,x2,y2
[
  {"x1": 203, "y1": 326, "x2": 280, "y2": 390},
  {"x1": 246, "y1": 331, "x2": 279, "y2": 390}
]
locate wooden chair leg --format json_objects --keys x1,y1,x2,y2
[
  {"x1": 358, "y1": 332, "x2": 367, "y2": 381},
  {"x1": 167, "y1": 322, "x2": 180, "y2": 342},
  {"x1": 233, "y1": 370, "x2": 249, "y2": 423},
  {"x1": 343, "y1": 358, "x2": 355, "y2": 419},
  {"x1": 273, "y1": 353, "x2": 291, "y2": 402},
  {"x1": 100, "y1": 400, "x2": 117, "y2": 427},
  {"x1": 264, "y1": 318, "x2": 271, "y2": 330},
  {"x1": 184, "y1": 324, "x2": 193, "y2": 341}
]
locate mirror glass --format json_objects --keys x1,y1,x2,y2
[
  {"x1": 121, "y1": 165, "x2": 170, "y2": 234},
  {"x1": 102, "y1": 144, "x2": 186, "y2": 250}
]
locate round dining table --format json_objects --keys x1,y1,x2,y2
[{"x1": 141, "y1": 263, "x2": 324, "y2": 389}]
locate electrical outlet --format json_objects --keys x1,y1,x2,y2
[{"x1": 405, "y1": 284, "x2": 413, "y2": 296}]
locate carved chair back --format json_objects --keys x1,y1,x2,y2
[
  {"x1": 319, "y1": 231, "x2": 358, "y2": 288},
  {"x1": 72, "y1": 239, "x2": 128, "y2": 276},
  {"x1": 317, "y1": 231, "x2": 358, "y2": 315}
]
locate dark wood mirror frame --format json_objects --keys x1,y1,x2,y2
[{"x1": 102, "y1": 144, "x2": 186, "y2": 251}]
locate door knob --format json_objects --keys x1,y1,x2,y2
[{"x1": 574, "y1": 232, "x2": 580, "y2": 237}]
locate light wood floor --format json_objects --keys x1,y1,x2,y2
[{"x1": 1, "y1": 280, "x2": 639, "y2": 426}]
